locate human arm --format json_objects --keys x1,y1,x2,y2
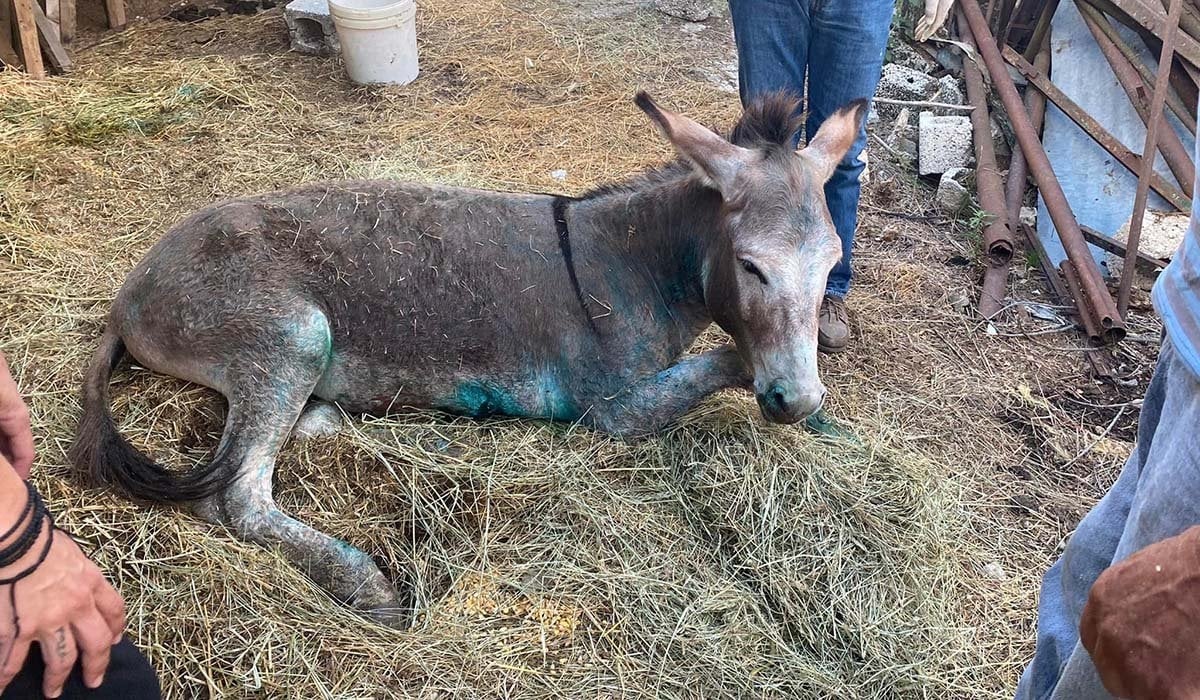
[
  {"x1": 0, "y1": 354, "x2": 34, "y2": 479},
  {"x1": 0, "y1": 459, "x2": 126, "y2": 698},
  {"x1": 914, "y1": 0, "x2": 956, "y2": 42},
  {"x1": 1081, "y1": 525, "x2": 1200, "y2": 700}
]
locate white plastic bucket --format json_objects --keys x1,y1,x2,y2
[{"x1": 328, "y1": 0, "x2": 418, "y2": 85}]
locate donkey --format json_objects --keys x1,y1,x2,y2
[{"x1": 72, "y1": 92, "x2": 865, "y2": 623}]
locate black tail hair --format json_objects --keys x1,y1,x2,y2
[{"x1": 70, "y1": 330, "x2": 234, "y2": 503}]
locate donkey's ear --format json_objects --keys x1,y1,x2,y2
[
  {"x1": 635, "y1": 91, "x2": 752, "y2": 195},
  {"x1": 799, "y1": 99, "x2": 867, "y2": 181}
]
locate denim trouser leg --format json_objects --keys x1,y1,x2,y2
[
  {"x1": 729, "y1": 0, "x2": 892, "y2": 299},
  {"x1": 806, "y1": 2, "x2": 893, "y2": 298},
  {"x1": 1015, "y1": 338, "x2": 1200, "y2": 700}
]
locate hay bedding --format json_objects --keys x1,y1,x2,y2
[{"x1": 0, "y1": 0, "x2": 1150, "y2": 696}]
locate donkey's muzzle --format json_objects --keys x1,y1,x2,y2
[{"x1": 757, "y1": 379, "x2": 825, "y2": 424}]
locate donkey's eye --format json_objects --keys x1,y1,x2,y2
[{"x1": 739, "y1": 258, "x2": 768, "y2": 286}]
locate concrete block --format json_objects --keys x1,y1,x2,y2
[
  {"x1": 285, "y1": 0, "x2": 339, "y2": 56},
  {"x1": 878, "y1": 63, "x2": 937, "y2": 102},
  {"x1": 918, "y1": 111, "x2": 973, "y2": 176}
]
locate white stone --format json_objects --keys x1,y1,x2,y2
[
  {"x1": 1020, "y1": 206, "x2": 1037, "y2": 228},
  {"x1": 1105, "y1": 209, "x2": 1189, "y2": 279},
  {"x1": 936, "y1": 167, "x2": 972, "y2": 215},
  {"x1": 918, "y1": 111, "x2": 973, "y2": 176},
  {"x1": 654, "y1": 0, "x2": 710, "y2": 22},
  {"x1": 680, "y1": 22, "x2": 706, "y2": 33},
  {"x1": 878, "y1": 63, "x2": 937, "y2": 102},
  {"x1": 284, "y1": 0, "x2": 339, "y2": 56},
  {"x1": 934, "y1": 75, "x2": 965, "y2": 105},
  {"x1": 550, "y1": 169, "x2": 568, "y2": 182},
  {"x1": 982, "y1": 562, "x2": 1008, "y2": 581}
]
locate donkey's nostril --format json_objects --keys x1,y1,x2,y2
[{"x1": 765, "y1": 381, "x2": 793, "y2": 413}]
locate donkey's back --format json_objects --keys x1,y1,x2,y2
[{"x1": 115, "y1": 180, "x2": 595, "y2": 418}]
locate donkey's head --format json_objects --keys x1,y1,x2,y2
[{"x1": 636, "y1": 92, "x2": 866, "y2": 424}]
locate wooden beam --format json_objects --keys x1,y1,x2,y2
[
  {"x1": 43, "y1": 0, "x2": 58, "y2": 40},
  {"x1": 31, "y1": 0, "x2": 69, "y2": 72},
  {"x1": 105, "y1": 0, "x2": 125, "y2": 29},
  {"x1": 58, "y1": 0, "x2": 72, "y2": 43},
  {"x1": 0, "y1": 0, "x2": 22, "y2": 68},
  {"x1": 11, "y1": 0, "x2": 44, "y2": 78}
]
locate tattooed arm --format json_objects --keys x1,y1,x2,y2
[{"x1": 0, "y1": 458, "x2": 126, "y2": 699}]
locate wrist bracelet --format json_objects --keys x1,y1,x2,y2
[{"x1": 0, "y1": 485, "x2": 45, "y2": 569}]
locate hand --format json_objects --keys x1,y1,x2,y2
[
  {"x1": 0, "y1": 354, "x2": 34, "y2": 479},
  {"x1": 0, "y1": 525, "x2": 127, "y2": 698},
  {"x1": 914, "y1": 0, "x2": 956, "y2": 42},
  {"x1": 1081, "y1": 526, "x2": 1200, "y2": 700}
]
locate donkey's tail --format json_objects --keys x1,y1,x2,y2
[{"x1": 71, "y1": 329, "x2": 231, "y2": 503}]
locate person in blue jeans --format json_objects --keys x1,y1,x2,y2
[
  {"x1": 729, "y1": 0, "x2": 952, "y2": 351},
  {"x1": 1014, "y1": 140, "x2": 1200, "y2": 698}
]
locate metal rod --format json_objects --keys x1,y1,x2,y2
[
  {"x1": 1081, "y1": 0, "x2": 1200, "y2": 67},
  {"x1": 1081, "y1": 224, "x2": 1170, "y2": 271},
  {"x1": 1060, "y1": 260, "x2": 1104, "y2": 342},
  {"x1": 1119, "y1": 0, "x2": 1185, "y2": 315},
  {"x1": 1006, "y1": 40, "x2": 1051, "y2": 231},
  {"x1": 1077, "y1": 0, "x2": 1195, "y2": 131},
  {"x1": 1025, "y1": 0, "x2": 1063, "y2": 60},
  {"x1": 1023, "y1": 223, "x2": 1074, "y2": 301},
  {"x1": 1004, "y1": 45, "x2": 1192, "y2": 211},
  {"x1": 1077, "y1": 1, "x2": 1196, "y2": 193},
  {"x1": 960, "y1": 11, "x2": 1015, "y2": 265},
  {"x1": 962, "y1": 0, "x2": 1125, "y2": 340}
]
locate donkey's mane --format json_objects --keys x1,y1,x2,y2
[{"x1": 577, "y1": 91, "x2": 804, "y2": 201}]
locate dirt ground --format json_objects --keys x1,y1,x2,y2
[{"x1": 0, "y1": 0, "x2": 1164, "y2": 697}]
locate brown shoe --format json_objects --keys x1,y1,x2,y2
[{"x1": 818, "y1": 295, "x2": 850, "y2": 354}]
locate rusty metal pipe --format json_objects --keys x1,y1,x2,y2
[
  {"x1": 1077, "y1": 0, "x2": 1195, "y2": 130},
  {"x1": 1078, "y1": 1, "x2": 1196, "y2": 194},
  {"x1": 960, "y1": 12, "x2": 1014, "y2": 265},
  {"x1": 1119, "y1": 0, "x2": 1185, "y2": 315},
  {"x1": 960, "y1": 0, "x2": 1126, "y2": 342},
  {"x1": 1061, "y1": 260, "x2": 1104, "y2": 342},
  {"x1": 959, "y1": 9, "x2": 1013, "y2": 319},
  {"x1": 1004, "y1": 45, "x2": 1192, "y2": 211},
  {"x1": 1006, "y1": 42, "x2": 1050, "y2": 229}
]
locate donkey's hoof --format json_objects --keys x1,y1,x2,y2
[
  {"x1": 293, "y1": 402, "x2": 342, "y2": 440},
  {"x1": 344, "y1": 569, "x2": 409, "y2": 627},
  {"x1": 363, "y1": 603, "x2": 410, "y2": 629}
]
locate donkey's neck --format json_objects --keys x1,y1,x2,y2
[{"x1": 569, "y1": 175, "x2": 721, "y2": 345}]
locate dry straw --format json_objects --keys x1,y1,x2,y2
[{"x1": 0, "y1": 0, "x2": 1122, "y2": 696}]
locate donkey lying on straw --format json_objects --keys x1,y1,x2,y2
[{"x1": 72, "y1": 92, "x2": 865, "y2": 623}]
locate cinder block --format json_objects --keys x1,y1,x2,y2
[
  {"x1": 285, "y1": 0, "x2": 339, "y2": 56},
  {"x1": 918, "y1": 111, "x2": 973, "y2": 176}
]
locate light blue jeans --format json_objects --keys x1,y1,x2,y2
[
  {"x1": 1015, "y1": 338, "x2": 1200, "y2": 699},
  {"x1": 728, "y1": 0, "x2": 894, "y2": 298}
]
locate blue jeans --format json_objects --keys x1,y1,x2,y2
[
  {"x1": 729, "y1": 0, "x2": 893, "y2": 298},
  {"x1": 1015, "y1": 338, "x2": 1200, "y2": 700}
]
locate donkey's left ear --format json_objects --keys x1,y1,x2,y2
[
  {"x1": 636, "y1": 91, "x2": 753, "y2": 196},
  {"x1": 799, "y1": 99, "x2": 868, "y2": 181}
]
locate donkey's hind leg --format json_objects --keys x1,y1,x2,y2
[{"x1": 212, "y1": 315, "x2": 405, "y2": 625}]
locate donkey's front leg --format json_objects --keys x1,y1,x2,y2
[{"x1": 588, "y1": 345, "x2": 751, "y2": 437}]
